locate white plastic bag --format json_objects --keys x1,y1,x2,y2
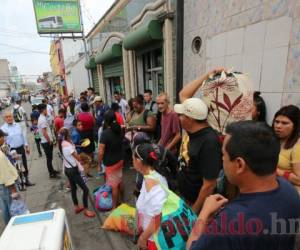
[{"x1": 10, "y1": 198, "x2": 30, "y2": 217}]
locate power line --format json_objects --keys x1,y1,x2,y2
[
  {"x1": 0, "y1": 27, "x2": 38, "y2": 37},
  {"x1": 81, "y1": 0, "x2": 96, "y2": 25},
  {"x1": 0, "y1": 42, "x2": 49, "y2": 55}
]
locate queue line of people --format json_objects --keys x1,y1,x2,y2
[
  {"x1": 0, "y1": 68, "x2": 299, "y2": 250},
  {"x1": 53, "y1": 73, "x2": 300, "y2": 249}
]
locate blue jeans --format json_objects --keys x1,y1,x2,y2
[{"x1": 0, "y1": 184, "x2": 12, "y2": 225}]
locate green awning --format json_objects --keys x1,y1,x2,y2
[
  {"x1": 103, "y1": 60, "x2": 123, "y2": 78},
  {"x1": 95, "y1": 44, "x2": 122, "y2": 65},
  {"x1": 85, "y1": 57, "x2": 97, "y2": 69},
  {"x1": 123, "y1": 20, "x2": 162, "y2": 50}
]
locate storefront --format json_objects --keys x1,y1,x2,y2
[
  {"x1": 84, "y1": 57, "x2": 99, "y2": 95},
  {"x1": 95, "y1": 43, "x2": 124, "y2": 104},
  {"x1": 86, "y1": 0, "x2": 176, "y2": 103}
]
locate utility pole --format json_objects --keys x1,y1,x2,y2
[{"x1": 79, "y1": 0, "x2": 92, "y2": 87}]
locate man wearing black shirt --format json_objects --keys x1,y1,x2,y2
[
  {"x1": 174, "y1": 97, "x2": 222, "y2": 214},
  {"x1": 187, "y1": 121, "x2": 300, "y2": 250},
  {"x1": 174, "y1": 69, "x2": 226, "y2": 215}
]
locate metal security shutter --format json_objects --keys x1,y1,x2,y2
[
  {"x1": 91, "y1": 68, "x2": 99, "y2": 94},
  {"x1": 103, "y1": 60, "x2": 123, "y2": 78}
]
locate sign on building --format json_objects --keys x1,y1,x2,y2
[{"x1": 32, "y1": 0, "x2": 82, "y2": 34}]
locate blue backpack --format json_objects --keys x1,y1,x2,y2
[{"x1": 93, "y1": 185, "x2": 113, "y2": 211}]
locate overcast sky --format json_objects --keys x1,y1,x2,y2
[{"x1": 0, "y1": 0, "x2": 114, "y2": 81}]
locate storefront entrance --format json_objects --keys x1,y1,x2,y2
[
  {"x1": 105, "y1": 76, "x2": 125, "y2": 105},
  {"x1": 103, "y1": 59, "x2": 124, "y2": 104}
]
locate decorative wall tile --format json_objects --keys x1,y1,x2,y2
[
  {"x1": 282, "y1": 93, "x2": 300, "y2": 107},
  {"x1": 261, "y1": 92, "x2": 283, "y2": 124},
  {"x1": 245, "y1": 0, "x2": 264, "y2": 10},
  {"x1": 290, "y1": 17, "x2": 300, "y2": 44},
  {"x1": 225, "y1": 54, "x2": 243, "y2": 72},
  {"x1": 244, "y1": 21, "x2": 266, "y2": 53},
  {"x1": 226, "y1": 0, "x2": 246, "y2": 17},
  {"x1": 226, "y1": 28, "x2": 245, "y2": 55},
  {"x1": 206, "y1": 38, "x2": 212, "y2": 58},
  {"x1": 211, "y1": 57, "x2": 225, "y2": 68},
  {"x1": 265, "y1": 16, "x2": 292, "y2": 48},
  {"x1": 284, "y1": 43, "x2": 300, "y2": 91},
  {"x1": 227, "y1": 5, "x2": 264, "y2": 30},
  {"x1": 293, "y1": 0, "x2": 300, "y2": 18},
  {"x1": 206, "y1": 59, "x2": 212, "y2": 72},
  {"x1": 195, "y1": 1, "x2": 210, "y2": 28},
  {"x1": 207, "y1": 19, "x2": 229, "y2": 37},
  {"x1": 260, "y1": 47, "x2": 289, "y2": 92},
  {"x1": 211, "y1": 32, "x2": 226, "y2": 57},
  {"x1": 207, "y1": 0, "x2": 226, "y2": 23},
  {"x1": 243, "y1": 51, "x2": 264, "y2": 90},
  {"x1": 263, "y1": 0, "x2": 295, "y2": 19}
]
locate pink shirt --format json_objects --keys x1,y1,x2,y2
[{"x1": 159, "y1": 110, "x2": 180, "y2": 152}]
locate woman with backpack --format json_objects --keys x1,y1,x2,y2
[
  {"x1": 98, "y1": 110, "x2": 124, "y2": 209},
  {"x1": 59, "y1": 128, "x2": 95, "y2": 218}
]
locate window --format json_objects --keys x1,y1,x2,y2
[{"x1": 142, "y1": 48, "x2": 164, "y2": 97}]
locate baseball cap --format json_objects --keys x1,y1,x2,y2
[
  {"x1": 174, "y1": 98, "x2": 208, "y2": 120},
  {"x1": 0, "y1": 129, "x2": 8, "y2": 137},
  {"x1": 93, "y1": 96, "x2": 102, "y2": 103}
]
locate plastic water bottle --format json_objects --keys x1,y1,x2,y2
[{"x1": 96, "y1": 163, "x2": 106, "y2": 178}]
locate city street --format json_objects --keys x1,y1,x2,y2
[{"x1": 0, "y1": 103, "x2": 136, "y2": 250}]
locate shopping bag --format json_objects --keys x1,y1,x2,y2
[
  {"x1": 10, "y1": 198, "x2": 30, "y2": 217},
  {"x1": 93, "y1": 185, "x2": 113, "y2": 211},
  {"x1": 200, "y1": 70, "x2": 253, "y2": 134},
  {"x1": 102, "y1": 203, "x2": 136, "y2": 235},
  {"x1": 145, "y1": 173, "x2": 197, "y2": 250}
]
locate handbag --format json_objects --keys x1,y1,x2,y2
[
  {"x1": 144, "y1": 172, "x2": 197, "y2": 250},
  {"x1": 93, "y1": 185, "x2": 113, "y2": 211}
]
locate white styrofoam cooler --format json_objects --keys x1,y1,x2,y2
[{"x1": 0, "y1": 208, "x2": 73, "y2": 250}]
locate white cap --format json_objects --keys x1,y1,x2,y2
[
  {"x1": 93, "y1": 96, "x2": 102, "y2": 103},
  {"x1": 174, "y1": 98, "x2": 208, "y2": 120}
]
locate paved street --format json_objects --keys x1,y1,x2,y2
[{"x1": 0, "y1": 103, "x2": 136, "y2": 250}]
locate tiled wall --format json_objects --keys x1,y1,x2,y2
[{"x1": 184, "y1": 0, "x2": 300, "y2": 123}]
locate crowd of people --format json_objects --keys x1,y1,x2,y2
[{"x1": 0, "y1": 68, "x2": 299, "y2": 249}]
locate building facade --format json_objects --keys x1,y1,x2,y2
[
  {"x1": 85, "y1": 0, "x2": 177, "y2": 104},
  {"x1": 63, "y1": 39, "x2": 90, "y2": 96},
  {"x1": 0, "y1": 59, "x2": 12, "y2": 97},
  {"x1": 184, "y1": 0, "x2": 300, "y2": 123},
  {"x1": 66, "y1": 55, "x2": 90, "y2": 97},
  {"x1": 49, "y1": 40, "x2": 67, "y2": 95},
  {"x1": 10, "y1": 65, "x2": 22, "y2": 92}
]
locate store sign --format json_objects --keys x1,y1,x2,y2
[{"x1": 32, "y1": 0, "x2": 82, "y2": 34}]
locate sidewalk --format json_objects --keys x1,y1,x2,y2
[{"x1": 0, "y1": 103, "x2": 137, "y2": 250}]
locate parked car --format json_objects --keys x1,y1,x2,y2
[
  {"x1": 31, "y1": 96, "x2": 44, "y2": 106},
  {"x1": 0, "y1": 100, "x2": 6, "y2": 110},
  {"x1": 1, "y1": 97, "x2": 11, "y2": 106}
]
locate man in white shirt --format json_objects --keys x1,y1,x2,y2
[
  {"x1": 42, "y1": 98, "x2": 55, "y2": 124},
  {"x1": 12, "y1": 97, "x2": 28, "y2": 139},
  {"x1": 144, "y1": 89, "x2": 158, "y2": 115},
  {"x1": 38, "y1": 104, "x2": 59, "y2": 179},
  {"x1": 114, "y1": 91, "x2": 128, "y2": 118},
  {"x1": 1, "y1": 111, "x2": 34, "y2": 186}
]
